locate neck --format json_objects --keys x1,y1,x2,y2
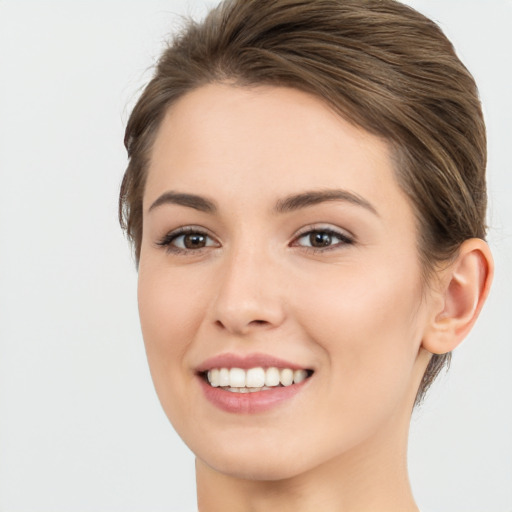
[{"x1": 196, "y1": 403, "x2": 419, "y2": 512}]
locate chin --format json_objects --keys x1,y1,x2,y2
[
  {"x1": 201, "y1": 450, "x2": 310, "y2": 482},
  {"x1": 193, "y1": 425, "x2": 356, "y2": 484}
]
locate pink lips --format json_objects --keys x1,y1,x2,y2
[
  {"x1": 196, "y1": 352, "x2": 308, "y2": 372},
  {"x1": 196, "y1": 352, "x2": 312, "y2": 414}
]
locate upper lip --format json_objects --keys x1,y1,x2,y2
[{"x1": 196, "y1": 352, "x2": 310, "y2": 373}]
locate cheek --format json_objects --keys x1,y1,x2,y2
[
  {"x1": 136, "y1": 261, "x2": 206, "y2": 412},
  {"x1": 138, "y1": 258, "x2": 204, "y2": 346},
  {"x1": 295, "y1": 259, "x2": 425, "y2": 413}
]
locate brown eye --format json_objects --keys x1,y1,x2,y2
[
  {"x1": 294, "y1": 228, "x2": 353, "y2": 251},
  {"x1": 156, "y1": 228, "x2": 219, "y2": 253},
  {"x1": 183, "y1": 233, "x2": 207, "y2": 249},
  {"x1": 309, "y1": 232, "x2": 332, "y2": 247}
]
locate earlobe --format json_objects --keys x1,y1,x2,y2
[{"x1": 422, "y1": 238, "x2": 494, "y2": 355}]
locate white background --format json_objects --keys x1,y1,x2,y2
[{"x1": 0, "y1": 1, "x2": 510, "y2": 511}]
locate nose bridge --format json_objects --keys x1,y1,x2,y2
[{"x1": 211, "y1": 236, "x2": 285, "y2": 334}]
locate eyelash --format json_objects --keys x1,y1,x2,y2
[
  {"x1": 292, "y1": 227, "x2": 354, "y2": 253},
  {"x1": 156, "y1": 226, "x2": 354, "y2": 255},
  {"x1": 155, "y1": 226, "x2": 218, "y2": 255}
]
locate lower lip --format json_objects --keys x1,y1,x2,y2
[{"x1": 198, "y1": 376, "x2": 310, "y2": 414}]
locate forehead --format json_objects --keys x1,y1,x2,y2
[{"x1": 145, "y1": 83, "x2": 410, "y2": 220}]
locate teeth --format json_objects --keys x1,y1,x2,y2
[
  {"x1": 246, "y1": 367, "x2": 266, "y2": 387},
  {"x1": 293, "y1": 369, "x2": 308, "y2": 383},
  {"x1": 206, "y1": 366, "x2": 311, "y2": 390},
  {"x1": 219, "y1": 368, "x2": 230, "y2": 387},
  {"x1": 208, "y1": 368, "x2": 220, "y2": 387},
  {"x1": 224, "y1": 386, "x2": 273, "y2": 393},
  {"x1": 229, "y1": 368, "x2": 246, "y2": 387},
  {"x1": 265, "y1": 367, "x2": 280, "y2": 387},
  {"x1": 280, "y1": 368, "x2": 294, "y2": 386}
]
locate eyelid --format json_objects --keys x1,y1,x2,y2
[
  {"x1": 293, "y1": 223, "x2": 354, "y2": 240},
  {"x1": 290, "y1": 224, "x2": 355, "y2": 250},
  {"x1": 155, "y1": 225, "x2": 220, "y2": 253},
  {"x1": 155, "y1": 223, "x2": 354, "y2": 255}
]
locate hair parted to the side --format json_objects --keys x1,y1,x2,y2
[{"x1": 119, "y1": 0, "x2": 487, "y2": 406}]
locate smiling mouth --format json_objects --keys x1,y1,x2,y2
[{"x1": 201, "y1": 367, "x2": 314, "y2": 392}]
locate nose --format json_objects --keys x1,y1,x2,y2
[{"x1": 210, "y1": 245, "x2": 287, "y2": 336}]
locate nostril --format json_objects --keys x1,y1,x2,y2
[
  {"x1": 214, "y1": 319, "x2": 269, "y2": 335},
  {"x1": 214, "y1": 318, "x2": 270, "y2": 333},
  {"x1": 249, "y1": 319, "x2": 270, "y2": 326}
]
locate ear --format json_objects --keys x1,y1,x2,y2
[{"x1": 422, "y1": 238, "x2": 494, "y2": 355}]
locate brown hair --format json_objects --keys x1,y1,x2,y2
[{"x1": 119, "y1": 0, "x2": 487, "y2": 405}]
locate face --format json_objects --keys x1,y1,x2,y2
[{"x1": 138, "y1": 84, "x2": 434, "y2": 480}]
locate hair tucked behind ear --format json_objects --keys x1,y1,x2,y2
[{"x1": 119, "y1": 0, "x2": 487, "y2": 406}]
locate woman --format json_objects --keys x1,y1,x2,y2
[{"x1": 119, "y1": 1, "x2": 493, "y2": 510}]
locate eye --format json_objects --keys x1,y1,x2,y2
[
  {"x1": 156, "y1": 227, "x2": 219, "y2": 254},
  {"x1": 293, "y1": 228, "x2": 353, "y2": 251}
]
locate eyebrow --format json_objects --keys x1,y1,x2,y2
[
  {"x1": 274, "y1": 189, "x2": 378, "y2": 216},
  {"x1": 147, "y1": 188, "x2": 378, "y2": 216},
  {"x1": 148, "y1": 191, "x2": 217, "y2": 214}
]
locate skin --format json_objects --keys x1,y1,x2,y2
[{"x1": 137, "y1": 83, "x2": 483, "y2": 511}]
